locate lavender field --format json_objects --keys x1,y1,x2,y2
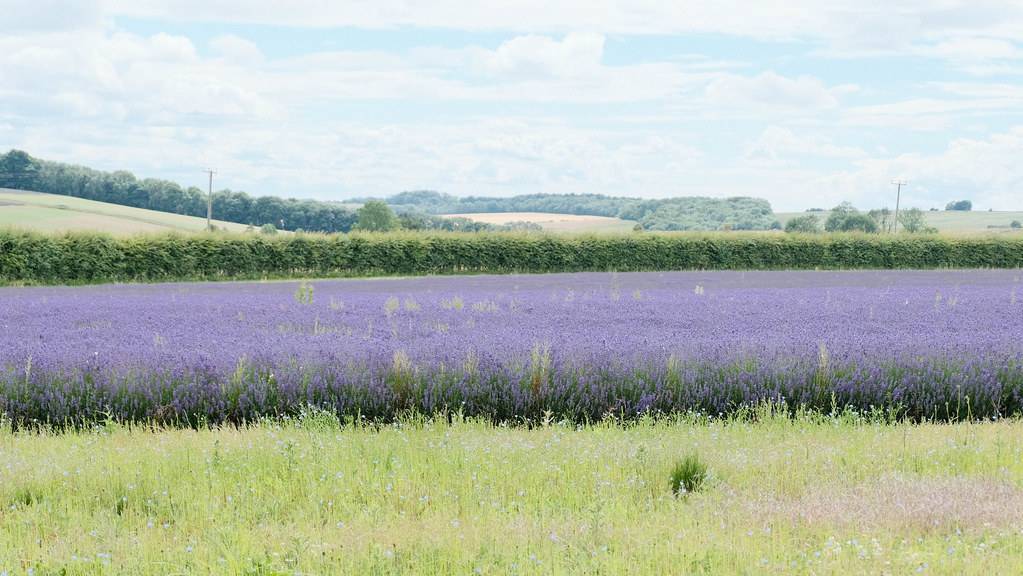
[{"x1": 2, "y1": 270, "x2": 1022, "y2": 426}]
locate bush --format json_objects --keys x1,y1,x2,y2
[
  {"x1": 897, "y1": 207, "x2": 936, "y2": 234},
  {"x1": 945, "y1": 200, "x2": 972, "y2": 211},
  {"x1": 3, "y1": 230, "x2": 1023, "y2": 285},
  {"x1": 825, "y1": 203, "x2": 878, "y2": 233},
  {"x1": 784, "y1": 214, "x2": 820, "y2": 234},
  {"x1": 1012, "y1": 220, "x2": 1021, "y2": 229},
  {"x1": 356, "y1": 200, "x2": 399, "y2": 232},
  {"x1": 670, "y1": 454, "x2": 707, "y2": 496}
]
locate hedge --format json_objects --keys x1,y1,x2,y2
[{"x1": 1, "y1": 230, "x2": 1021, "y2": 285}]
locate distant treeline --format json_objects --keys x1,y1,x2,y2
[
  {"x1": 373, "y1": 190, "x2": 780, "y2": 231},
  {"x1": 3, "y1": 229, "x2": 1022, "y2": 285},
  {"x1": 2, "y1": 150, "x2": 780, "y2": 233},
  {"x1": 0, "y1": 150, "x2": 359, "y2": 233}
]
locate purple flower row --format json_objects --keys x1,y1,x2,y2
[{"x1": 1, "y1": 270, "x2": 1021, "y2": 425}]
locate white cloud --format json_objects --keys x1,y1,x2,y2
[
  {"x1": 12, "y1": 116, "x2": 708, "y2": 201},
  {"x1": 705, "y1": 72, "x2": 847, "y2": 111},
  {"x1": 745, "y1": 126, "x2": 866, "y2": 163},
  {"x1": 103, "y1": 1, "x2": 1023, "y2": 53},
  {"x1": 814, "y1": 127, "x2": 1023, "y2": 210},
  {"x1": 0, "y1": 30, "x2": 274, "y2": 124},
  {"x1": 911, "y1": 37, "x2": 1023, "y2": 75},
  {"x1": 210, "y1": 34, "x2": 263, "y2": 63},
  {"x1": 3, "y1": 3, "x2": 1023, "y2": 214},
  {"x1": 0, "y1": 0, "x2": 107, "y2": 32},
  {"x1": 925, "y1": 37, "x2": 1021, "y2": 62},
  {"x1": 475, "y1": 32, "x2": 604, "y2": 79},
  {"x1": 841, "y1": 91, "x2": 1023, "y2": 132}
]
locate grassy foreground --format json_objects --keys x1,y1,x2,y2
[{"x1": 2, "y1": 413, "x2": 1023, "y2": 574}]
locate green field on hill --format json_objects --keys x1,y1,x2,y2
[
  {"x1": 442, "y1": 211, "x2": 638, "y2": 232},
  {"x1": 451, "y1": 210, "x2": 1023, "y2": 235},
  {"x1": 0, "y1": 188, "x2": 251, "y2": 235},
  {"x1": 776, "y1": 210, "x2": 1023, "y2": 235}
]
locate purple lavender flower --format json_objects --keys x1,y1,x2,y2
[{"x1": 1, "y1": 270, "x2": 1021, "y2": 425}]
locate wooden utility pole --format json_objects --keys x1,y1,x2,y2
[
  {"x1": 204, "y1": 168, "x2": 216, "y2": 231},
  {"x1": 891, "y1": 179, "x2": 907, "y2": 233}
]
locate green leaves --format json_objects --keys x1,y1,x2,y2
[{"x1": 2, "y1": 230, "x2": 1023, "y2": 285}]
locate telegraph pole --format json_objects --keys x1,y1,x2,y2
[
  {"x1": 891, "y1": 179, "x2": 907, "y2": 233},
  {"x1": 204, "y1": 168, "x2": 216, "y2": 231}
]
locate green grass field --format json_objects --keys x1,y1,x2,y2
[
  {"x1": 451, "y1": 210, "x2": 1023, "y2": 236},
  {"x1": 3, "y1": 413, "x2": 1021, "y2": 574},
  {"x1": 777, "y1": 210, "x2": 1023, "y2": 235},
  {"x1": 0, "y1": 188, "x2": 251, "y2": 235},
  {"x1": 443, "y1": 212, "x2": 638, "y2": 233}
]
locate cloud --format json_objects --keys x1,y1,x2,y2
[
  {"x1": 0, "y1": 0, "x2": 107, "y2": 32},
  {"x1": 745, "y1": 126, "x2": 866, "y2": 162},
  {"x1": 103, "y1": 1, "x2": 1023, "y2": 53},
  {"x1": 475, "y1": 32, "x2": 604, "y2": 79},
  {"x1": 841, "y1": 92, "x2": 1023, "y2": 132},
  {"x1": 815, "y1": 127, "x2": 1023, "y2": 210},
  {"x1": 210, "y1": 34, "x2": 263, "y2": 63},
  {"x1": 3, "y1": 3, "x2": 1023, "y2": 214},
  {"x1": 911, "y1": 37, "x2": 1023, "y2": 76},
  {"x1": 705, "y1": 71, "x2": 847, "y2": 111},
  {"x1": 0, "y1": 29, "x2": 272, "y2": 123}
]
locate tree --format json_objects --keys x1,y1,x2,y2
[
  {"x1": 897, "y1": 208, "x2": 936, "y2": 233},
  {"x1": 824, "y1": 203, "x2": 879, "y2": 233},
  {"x1": 784, "y1": 214, "x2": 821, "y2": 233},
  {"x1": 868, "y1": 208, "x2": 893, "y2": 233},
  {"x1": 1011, "y1": 220, "x2": 1022, "y2": 229},
  {"x1": 356, "y1": 200, "x2": 399, "y2": 232},
  {"x1": 945, "y1": 200, "x2": 972, "y2": 211},
  {"x1": 0, "y1": 149, "x2": 38, "y2": 189}
]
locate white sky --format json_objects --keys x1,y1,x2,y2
[{"x1": 3, "y1": 1, "x2": 1023, "y2": 210}]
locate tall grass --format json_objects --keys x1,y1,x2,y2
[{"x1": 1, "y1": 415, "x2": 1021, "y2": 574}]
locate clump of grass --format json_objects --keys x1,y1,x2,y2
[
  {"x1": 471, "y1": 299, "x2": 499, "y2": 312},
  {"x1": 388, "y1": 350, "x2": 416, "y2": 408},
  {"x1": 293, "y1": 281, "x2": 314, "y2": 305},
  {"x1": 670, "y1": 453, "x2": 707, "y2": 497},
  {"x1": 529, "y1": 342, "x2": 552, "y2": 396},
  {"x1": 440, "y1": 296, "x2": 464, "y2": 310},
  {"x1": 296, "y1": 406, "x2": 342, "y2": 431}
]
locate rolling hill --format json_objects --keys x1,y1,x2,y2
[
  {"x1": 776, "y1": 210, "x2": 1023, "y2": 235},
  {"x1": 0, "y1": 188, "x2": 252, "y2": 235},
  {"x1": 442, "y1": 212, "x2": 638, "y2": 232}
]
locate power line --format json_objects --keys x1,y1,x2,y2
[
  {"x1": 203, "y1": 168, "x2": 216, "y2": 231},
  {"x1": 891, "y1": 179, "x2": 908, "y2": 233}
]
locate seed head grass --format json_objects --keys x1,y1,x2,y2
[{"x1": 2, "y1": 415, "x2": 1023, "y2": 574}]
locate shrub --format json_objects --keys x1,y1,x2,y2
[
  {"x1": 897, "y1": 207, "x2": 936, "y2": 234},
  {"x1": 670, "y1": 453, "x2": 708, "y2": 496},
  {"x1": 3, "y1": 230, "x2": 1023, "y2": 285},
  {"x1": 784, "y1": 214, "x2": 820, "y2": 234},
  {"x1": 825, "y1": 203, "x2": 879, "y2": 233},
  {"x1": 356, "y1": 200, "x2": 399, "y2": 232},
  {"x1": 1012, "y1": 220, "x2": 1021, "y2": 229},
  {"x1": 945, "y1": 200, "x2": 972, "y2": 211},
  {"x1": 260, "y1": 224, "x2": 278, "y2": 235}
]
